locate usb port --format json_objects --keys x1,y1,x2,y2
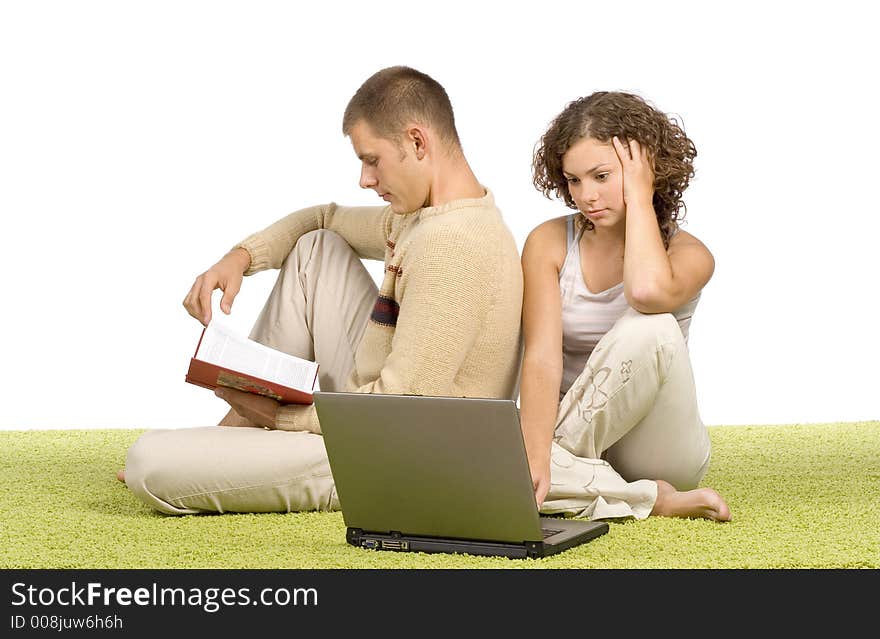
[{"x1": 381, "y1": 539, "x2": 409, "y2": 550}]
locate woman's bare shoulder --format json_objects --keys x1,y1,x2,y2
[
  {"x1": 670, "y1": 227, "x2": 713, "y2": 255},
  {"x1": 523, "y1": 215, "x2": 571, "y2": 268}
]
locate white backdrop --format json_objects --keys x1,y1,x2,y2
[{"x1": 1, "y1": 1, "x2": 877, "y2": 430}]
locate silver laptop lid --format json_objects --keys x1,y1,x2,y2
[{"x1": 314, "y1": 392, "x2": 544, "y2": 543}]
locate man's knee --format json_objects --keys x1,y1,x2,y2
[
  {"x1": 124, "y1": 431, "x2": 162, "y2": 491},
  {"x1": 125, "y1": 428, "x2": 337, "y2": 515},
  {"x1": 124, "y1": 431, "x2": 197, "y2": 515},
  {"x1": 290, "y1": 229, "x2": 349, "y2": 260},
  {"x1": 277, "y1": 229, "x2": 357, "y2": 281}
]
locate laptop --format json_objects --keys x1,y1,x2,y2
[{"x1": 313, "y1": 392, "x2": 609, "y2": 559}]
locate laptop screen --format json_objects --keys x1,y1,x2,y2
[{"x1": 314, "y1": 392, "x2": 545, "y2": 543}]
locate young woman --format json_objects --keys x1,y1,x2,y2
[{"x1": 521, "y1": 92, "x2": 730, "y2": 522}]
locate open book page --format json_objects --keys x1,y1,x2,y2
[{"x1": 196, "y1": 321, "x2": 318, "y2": 392}]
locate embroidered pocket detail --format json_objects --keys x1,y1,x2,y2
[
  {"x1": 575, "y1": 365, "x2": 611, "y2": 419},
  {"x1": 620, "y1": 359, "x2": 633, "y2": 383}
]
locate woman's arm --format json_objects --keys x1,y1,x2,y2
[
  {"x1": 520, "y1": 218, "x2": 567, "y2": 506},
  {"x1": 614, "y1": 137, "x2": 715, "y2": 314}
]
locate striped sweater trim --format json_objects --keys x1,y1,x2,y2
[{"x1": 370, "y1": 295, "x2": 400, "y2": 327}]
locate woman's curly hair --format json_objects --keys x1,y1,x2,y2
[{"x1": 532, "y1": 92, "x2": 696, "y2": 247}]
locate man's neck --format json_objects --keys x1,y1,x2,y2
[{"x1": 426, "y1": 154, "x2": 485, "y2": 207}]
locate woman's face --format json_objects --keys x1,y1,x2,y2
[{"x1": 561, "y1": 136, "x2": 625, "y2": 229}]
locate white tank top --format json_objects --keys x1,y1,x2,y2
[{"x1": 559, "y1": 215, "x2": 700, "y2": 397}]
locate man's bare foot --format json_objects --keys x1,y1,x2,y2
[
  {"x1": 651, "y1": 479, "x2": 731, "y2": 522},
  {"x1": 116, "y1": 469, "x2": 126, "y2": 483}
]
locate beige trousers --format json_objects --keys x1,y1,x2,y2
[
  {"x1": 542, "y1": 308, "x2": 712, "y2": 520},
  {"x1": 125, "y1": 231, "x2": 376, "y2": 514}
]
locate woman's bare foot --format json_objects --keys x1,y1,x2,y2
[
  {"x1": 116, "y1": 469, "x2": 126, "y2": 483},
  {"x1": 651, "y1": 479, "x2": 731, "y2": 522}
]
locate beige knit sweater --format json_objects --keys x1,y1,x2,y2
[{"x1": 235, "y1": 189, "x2": 523, "y2": 434}]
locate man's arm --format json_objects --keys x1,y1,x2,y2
[
  {"x1": 235, "y1": 203, "x2": 388, "y2": 275},
  {"x1": 184, "y1": 203, "x2": 387, "y2": 326},
  {"x1": 219, "y1": 203, "x2": 387, "y2": 434}
]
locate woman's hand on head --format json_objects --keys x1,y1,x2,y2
[{"x1": 612, "y1": 136, "x2": 655, "y2": 209}]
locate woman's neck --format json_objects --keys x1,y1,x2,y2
[{"x1": 582, "y1": 220, "x2": 626, "y2": 251}]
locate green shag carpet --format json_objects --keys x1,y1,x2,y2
[{"x1": 1, "y1": 422, "x2": 878, "y2": 569}]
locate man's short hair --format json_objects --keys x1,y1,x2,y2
[{"x1": 342, "y1": 66, "x2": 461, "y2": 148}]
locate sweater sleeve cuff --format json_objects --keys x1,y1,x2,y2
[
  {"x1": 275, "y1": 404, "x2": 322, "y2": 435},
  {"x1": 233, "y1": 234, "x2": 271, "y2": 276}
]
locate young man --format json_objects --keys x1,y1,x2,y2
[{"x1": 120, "y1": 66, "x2": 523, "y2": 514}]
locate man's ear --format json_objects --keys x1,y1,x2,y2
[{"x1": 405, "y1": 126, "x2": 429, "y2": 160}]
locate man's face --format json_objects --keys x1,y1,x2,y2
[{"x1": 349, "y1": 119, "x2": 429, "y2": 214}]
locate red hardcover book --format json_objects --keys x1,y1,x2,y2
[{"x1": 185, "y1": 322, "x2": 319, "y2": 405}]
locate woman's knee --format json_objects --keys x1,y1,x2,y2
[
  {"x1": 614, "y1": 310, "x2": 683, "y2": 348},
  {"x1": 605, "y1": 453, "x2": 700, "y2": 491}
]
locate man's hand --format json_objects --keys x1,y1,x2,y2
[
  {"x1": 215, "y1": 387, "x2": 279, "y2": 429},
  {"x1": 528, "y1": 454, "x2": 552, "y2": 509},
  {"x1": 612, "y1": 136, "x2": 655, "y2": 209},
  {"x1": 183, "y1": 247, "x2": 251, "y2": 326}
]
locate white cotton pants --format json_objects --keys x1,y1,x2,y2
[{"x1": 542, "y1": 308, "x2": 712, "y2": 520}]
